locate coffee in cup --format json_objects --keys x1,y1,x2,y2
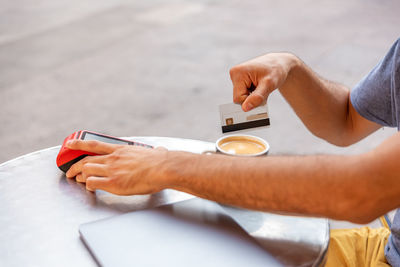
[{"x1": 215, "y1": 135, "x2": 269, "y2": 156}]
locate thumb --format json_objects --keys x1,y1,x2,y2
[{"x1": 242, "y1": 82, "x2": 271, "y2": 111}]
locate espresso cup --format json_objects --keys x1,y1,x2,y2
[{"x1": 214, "y1": 135, "x2": 269, "y2": 156}]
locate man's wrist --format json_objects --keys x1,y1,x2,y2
[
  {"x1": 160, "y1": 151, "x2": 190, "y2": 191},
  {"x1": 281, "y1": 53, "x2": 305, "y2": 89},
  {"x1": 283, "y1": 52, "x2": 301, "y2": 75}
]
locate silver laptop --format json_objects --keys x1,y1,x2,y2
[{"x1": 79, "y1": 198, "x2": 282, "y2": 267}]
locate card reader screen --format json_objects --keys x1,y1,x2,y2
[{"x1": 82, "y1": 132, "x2": 131, "y2": 145}]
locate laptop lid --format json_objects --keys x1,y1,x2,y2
[{"x1": 79, "y1": 198, "x2": 282, "y2": 267}]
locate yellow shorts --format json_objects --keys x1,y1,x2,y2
[{"x1": 325, "y1": 227, "x2": 391, "y2": 267}]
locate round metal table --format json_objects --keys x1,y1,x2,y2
[{"x1": 0, "y1": 137, "x2": 329, "y2": 267}]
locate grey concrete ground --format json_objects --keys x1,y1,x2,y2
[
  {"x1": 1, "y1": 0, "x2": 400, "y2": 228},
  {"x1": 2, "y1": 0, "x2": 400, "y2": 163}
]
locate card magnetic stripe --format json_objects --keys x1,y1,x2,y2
[{"x1": 222, "y1": 119, "x2": 270, "y2": 133}]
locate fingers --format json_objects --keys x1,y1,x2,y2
[
  {"x1": 230, "y1": 56, "x2": 281, "y2": 111},
  {"x1": 71, "y1": 162, "x2": 112, "y2": 193},
  {"x1": 66, "y1": 140, "x2": 119, "y2": 155},
  {"x1": 86, "y1": 176, "x2": 112, "y2": 192},
  {"x1": 242, "y1": 81, "x2": 271, "y2": 111},
  {"x1": 79, "y1": 163, "x2": 108, "y2": 183},
  {"x1": 75, "y1": 163, "x2": 107, "y2": 183},
  {"x1": 231, "y1": 65, "x2": 267, "y2": 108},
  {"x1": 232, "y1": 80, "x2": 250, "y2": 104},
  {"x1": 75, "y1": 174, "x2": 83, "y2": 183},
  {"x1": 231, "y1": 66, "x2": 251, "y2": 104},
  {"x1": 66, "y1": 155, "x2": 108, "y2": 178}
]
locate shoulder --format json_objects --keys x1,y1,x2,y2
[{"x1": 350, "y1": 39, "x2": 400, "y2": 128}]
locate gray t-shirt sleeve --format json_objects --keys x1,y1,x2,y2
[{"x1": 350, "y1": 38, "x2": 400, "y2": 129}]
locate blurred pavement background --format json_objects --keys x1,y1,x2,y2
[{"x1": 1, "y1": 0, "x2": 400, "y2": 165}]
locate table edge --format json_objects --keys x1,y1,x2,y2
[{"x1": 0, "y1": 136, "x2": 215, "y2": 169}]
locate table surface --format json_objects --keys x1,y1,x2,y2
[{"x1": 0, "y1": 136, "x2": 329, "y2": 267}]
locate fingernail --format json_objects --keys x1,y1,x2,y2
[
  {"x1": 87, "y1": 186, "x2": 94, "y2": 192},
  {"x1": 245, "y1": 103, "x2": 253, "y2": 111}
]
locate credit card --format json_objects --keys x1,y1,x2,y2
[{"x1": 219, "y1": 102, "x2": 270, "y2": 133}]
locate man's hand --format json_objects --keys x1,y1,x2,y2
[
  {"x1": 65, "y1": 140, "x2": 169, "y2": 195},
  {"x1": 230, "y1": 53, "x2": 298, "y2": 111}
]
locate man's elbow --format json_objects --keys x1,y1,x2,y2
[
  {"x1": 338, "y1": 191, "x2": 388, "y2": 224},
  {"x1": 340, "y1": 135, "x2": 400, "y2": 223},
  {"x1": 313, "y1": 131, "x2": 355, "y2": 147},
  {"x1": 327, "y1": 138, "x2": 354, "y2": 148},
  {"x1": 347, "y1": 211, "x2": 380, "y2": 225}
]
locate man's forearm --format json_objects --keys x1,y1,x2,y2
[
  {"x1": 278, "y1": 55, "x2": 352, "y2": 145},
  {"x1": 231, "y1": 53, "x2": 380, "y2": 145},
  {"x1": 163, "y1": 150, "x2": 388, "y2": 223}
]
